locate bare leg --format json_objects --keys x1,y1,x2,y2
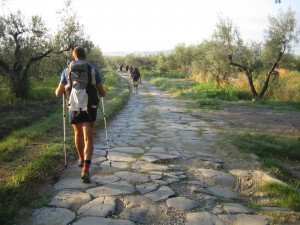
[{"x1": 72, "y1": 124, "x2": 84, "y2": 161}]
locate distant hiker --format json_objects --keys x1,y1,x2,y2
[
  {"x1": 125, "y1": 65, "x2": 129, "y2": 72},
  {"x1": 120, "y1": 64, "x2": 123, "y2": 74},
  {"x1": 129, "y1": 66, "x2": 133, "y2": 76},
  {"x1": 55, "y1": 46, "x2": 106, "y2": 183},
  {"x1": 131, "y1": 67, "x2": 141, "y2": 94}
]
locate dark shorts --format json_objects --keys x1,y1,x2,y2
[{"x1": 69, "y1": 107, "x2": 97, "y2": 124}]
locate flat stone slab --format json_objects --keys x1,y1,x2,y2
[
  {"x1": 219, "y1": 214, "x2": 271, "y2": 225},
  {"x1": 30, "y1": 207, "x2": 76, "y2": 225},
  {"x1": 167, "y1": 197, "x2": 199, "y2": 211},
  {"x1": 54, "y1": 178, "x2": 96, "y2": 191},
  {"x1": 77, "y1": 196, "x2": 117, "y2": 217},
  {"x1": 198, "y1": 168, "x2": 236, "y2": 188},
  {"x1": 185, "y1": 212, "x2": 226, "y2": 225},
  {"x1": 207, "y1": 187, "x2": 240, "y2": 200},
  {"x1": 214, "y1": 203, "x2": 255, "y2": 214},
  {"x1": 141, "y1": 153, "x2": 178, "y2": 162},
  {"x1": 86, "y1": 180, "x2": 135, "y2": 197},
  {"x1": 115, "y1": 171, "x2": 151, "y2": 184},
  {"x1": 92, "y1": 175, "x2": 121, "y2": 185},
  {"x1": 145, "y1": 147, "x2": 167, "y2": 153},
  {"x1": 72, "y1": 217, "x2": 136, "y2": 225},
  {"x1": 112, "y1": 147, "x2": 144, "y2": 154},
  {"x1": 119, "y1": 208, "x2": 148, "y2": 224},
  {"x1": 148, "y1": 171, "x2": 163, "y2": 180},
  {"x1": 132, "y1": 161, "x2": 169, "y2": 171},
  {"x1": 136, "y1": 182, "x2": 159, "y2": 194},
  {"x1": 101, "y1": 161, "x2": 129, "y2": 170},
  {"x1": 144, "y1": 186, "x2": 175, "y2": 202},
  {"x1": 110, "y1": 152, "x2": 136, "y2": 162},
  {"x1": 49, "y1": 189, "x2": 92, "y2": 210}
]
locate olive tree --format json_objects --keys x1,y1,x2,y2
[
  {"x1": 214, "y1": 8, "x2": 299, "y2": 100},
  {"x1": 0, "y1": 11, "x2": 53, "y2": 98},
  {"x1": 0, "y1": 0, "x2": 93, "y2": 98},
  {"x1": 192, "y1": 40, "x2": 235, "y2": 86}
]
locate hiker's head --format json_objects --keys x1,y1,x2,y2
[{"x1": 72, "y1": 46, "x2": 86, "y2": 61}]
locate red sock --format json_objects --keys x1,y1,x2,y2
[{"x1": 83, "y1": 160, "x2": 91, "y2": 172}]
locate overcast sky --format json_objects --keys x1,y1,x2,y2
[{"x1": 3, "y1": 0, "x2": 300, "y2": 54}]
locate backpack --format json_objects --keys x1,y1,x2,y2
[
  {"x1": 67, "y1": 60, "x2": 99, "y2": 112},
  {"x1": 132, "y1": 70, "x2": 140, "y2": 81}
]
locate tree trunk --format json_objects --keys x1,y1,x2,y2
[{"x1": 246, "y1": 72, "x2": 259, "y2": 101}]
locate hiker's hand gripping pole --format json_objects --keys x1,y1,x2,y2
[
  {"x1": 63, "y1": 93, "x2": 67, "y2": 167},
  {"x1": 101, "y1": 97, "x2": 112, "y2": 166}
]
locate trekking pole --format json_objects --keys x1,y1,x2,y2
[
  {"x1": 101, "y1": 97, "x2": 112, "y2": 166},
  {"x1": 63, "y1": 93, "x2": 67, "y2": 167}
]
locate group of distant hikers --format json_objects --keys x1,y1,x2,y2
[
  {"x1": 119, "y1": 64, "x2": 142, "y2": 95},
  {"x1": 55, "y1": 47, "x2": 142, "y2": 183}
]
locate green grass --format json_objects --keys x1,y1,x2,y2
[
  {"x1": 229, "y1": 131, "x2": 300, "y2": 211},
  {"x1": 260, "y1": 182, "x2": 300, "y2": 211},
  {"x1": 144, "y1": 72, "x2": 300, "y2": 112},
  {"x1": 0, "y1": 71, "x2": 130, "y2": 225},
  {"x1": 144, "y1": 73, "x2": 252, "y2": 110}
]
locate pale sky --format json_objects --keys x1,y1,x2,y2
[{"x1": 3, "y1": 0, "x2": 300, "y2": 54}]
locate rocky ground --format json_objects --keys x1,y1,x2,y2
[{"x1": 26, "y1": 73, "x2": 300, "y2": 225}]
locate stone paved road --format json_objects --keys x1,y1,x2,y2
[{"x1": 29, "y1": 73, "x2": 275, "y2": 225}]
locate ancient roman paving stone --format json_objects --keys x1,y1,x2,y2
[
  {"x1": 198, "y1": 168, "x2": 237, "y2": 188},
  {"x1": 54, "y1": 178, "x2": 96, "y2": 191},
  {"x1": 219, "y1": 214, "x2": 272, "y2": 225},
  {"x1": 136, "y1": 182, "x2": 159, "y2": 194},
  {"x1": 112, "y1": 147, "x2": 144, "y2": 154},
  {"x1": 92, "y1": 175, "x2": 121, "y2": 185},
  {"x1": 30, "y1": 207, "x2": 76, "y2": 225},
  {"x1": 72, "y1": 217, "x2": 136, "y2": 225},
  {"x1": 145, "y1": 146, "x2": 167, "y2": 153},
  {"x1": 115, "y1": 171, "x2": 151, "y2": 184},
  {"x1": 77, "y1": 196, "x2": 117, "y2": 217},
  {"x1": 86, "y1": 180, "x2": 135, "y2": 198},
  {"x1": 207, "y1": 187, "x2": 240, "y2": 200},
  {"x1": 48, "y1": 189, "x2": 92, "y2": 211},
  {"x1": 141, "y1": 152, "x2": 178, "y2": 163},
  {"x1": 213, "y1": 203, "x2": 255, "y2": 214},
  {"x1": 167, "y1": 197, "x2": 199, "y2": 211},
  {"x1": 109, "y1": 152, "x2": 136, "y2": 162},
  {"x1": 148, "y1": 171, "x2": 163, "y2": 180},
  {"x1": 101, "y1": 161, "x2": 129, "y2": 170},
  {"x1": 229, "y1": 169, "x2": 284, "y2": 193},
  {"x1": 132, "y1": 161, "x2": 169, "y2": 171},
  {"x1": 185, "y1": 212, "x2": 226, "y2": 225},
  {"x1": 144, "y1": 186, "x2": 176, "y2": 202}
]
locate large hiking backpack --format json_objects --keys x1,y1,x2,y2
[{"x1": 67, "y1": 60, "x2": 99, "y2": 112}]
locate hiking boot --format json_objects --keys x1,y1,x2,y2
[
  {"x1": 78, "y1": 160, "x2": 84, "y2": 167},
  {"x1": 81, "y1": 171, "x2": 91, "y2": 183}
]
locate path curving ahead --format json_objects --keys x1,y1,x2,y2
[{"x1": 28, "y1": 73, "x2": 275, "y2": 225}]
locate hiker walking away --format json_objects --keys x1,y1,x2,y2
[
  {"x1": 132, "y1": 67, "x2": 141, "y2": 94},
  {"x1": 125, "y1": 65, "x2": 129, "y2": 73},
  {"x1": 120, "y1": 64, "x2": 123, "y2": 74},
  {"x1": 129, "y1": 66, "x2": 133, "y2": 76},
  {"x1": 55, "y1": 46, "x2": 106, "y2": 183}
]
